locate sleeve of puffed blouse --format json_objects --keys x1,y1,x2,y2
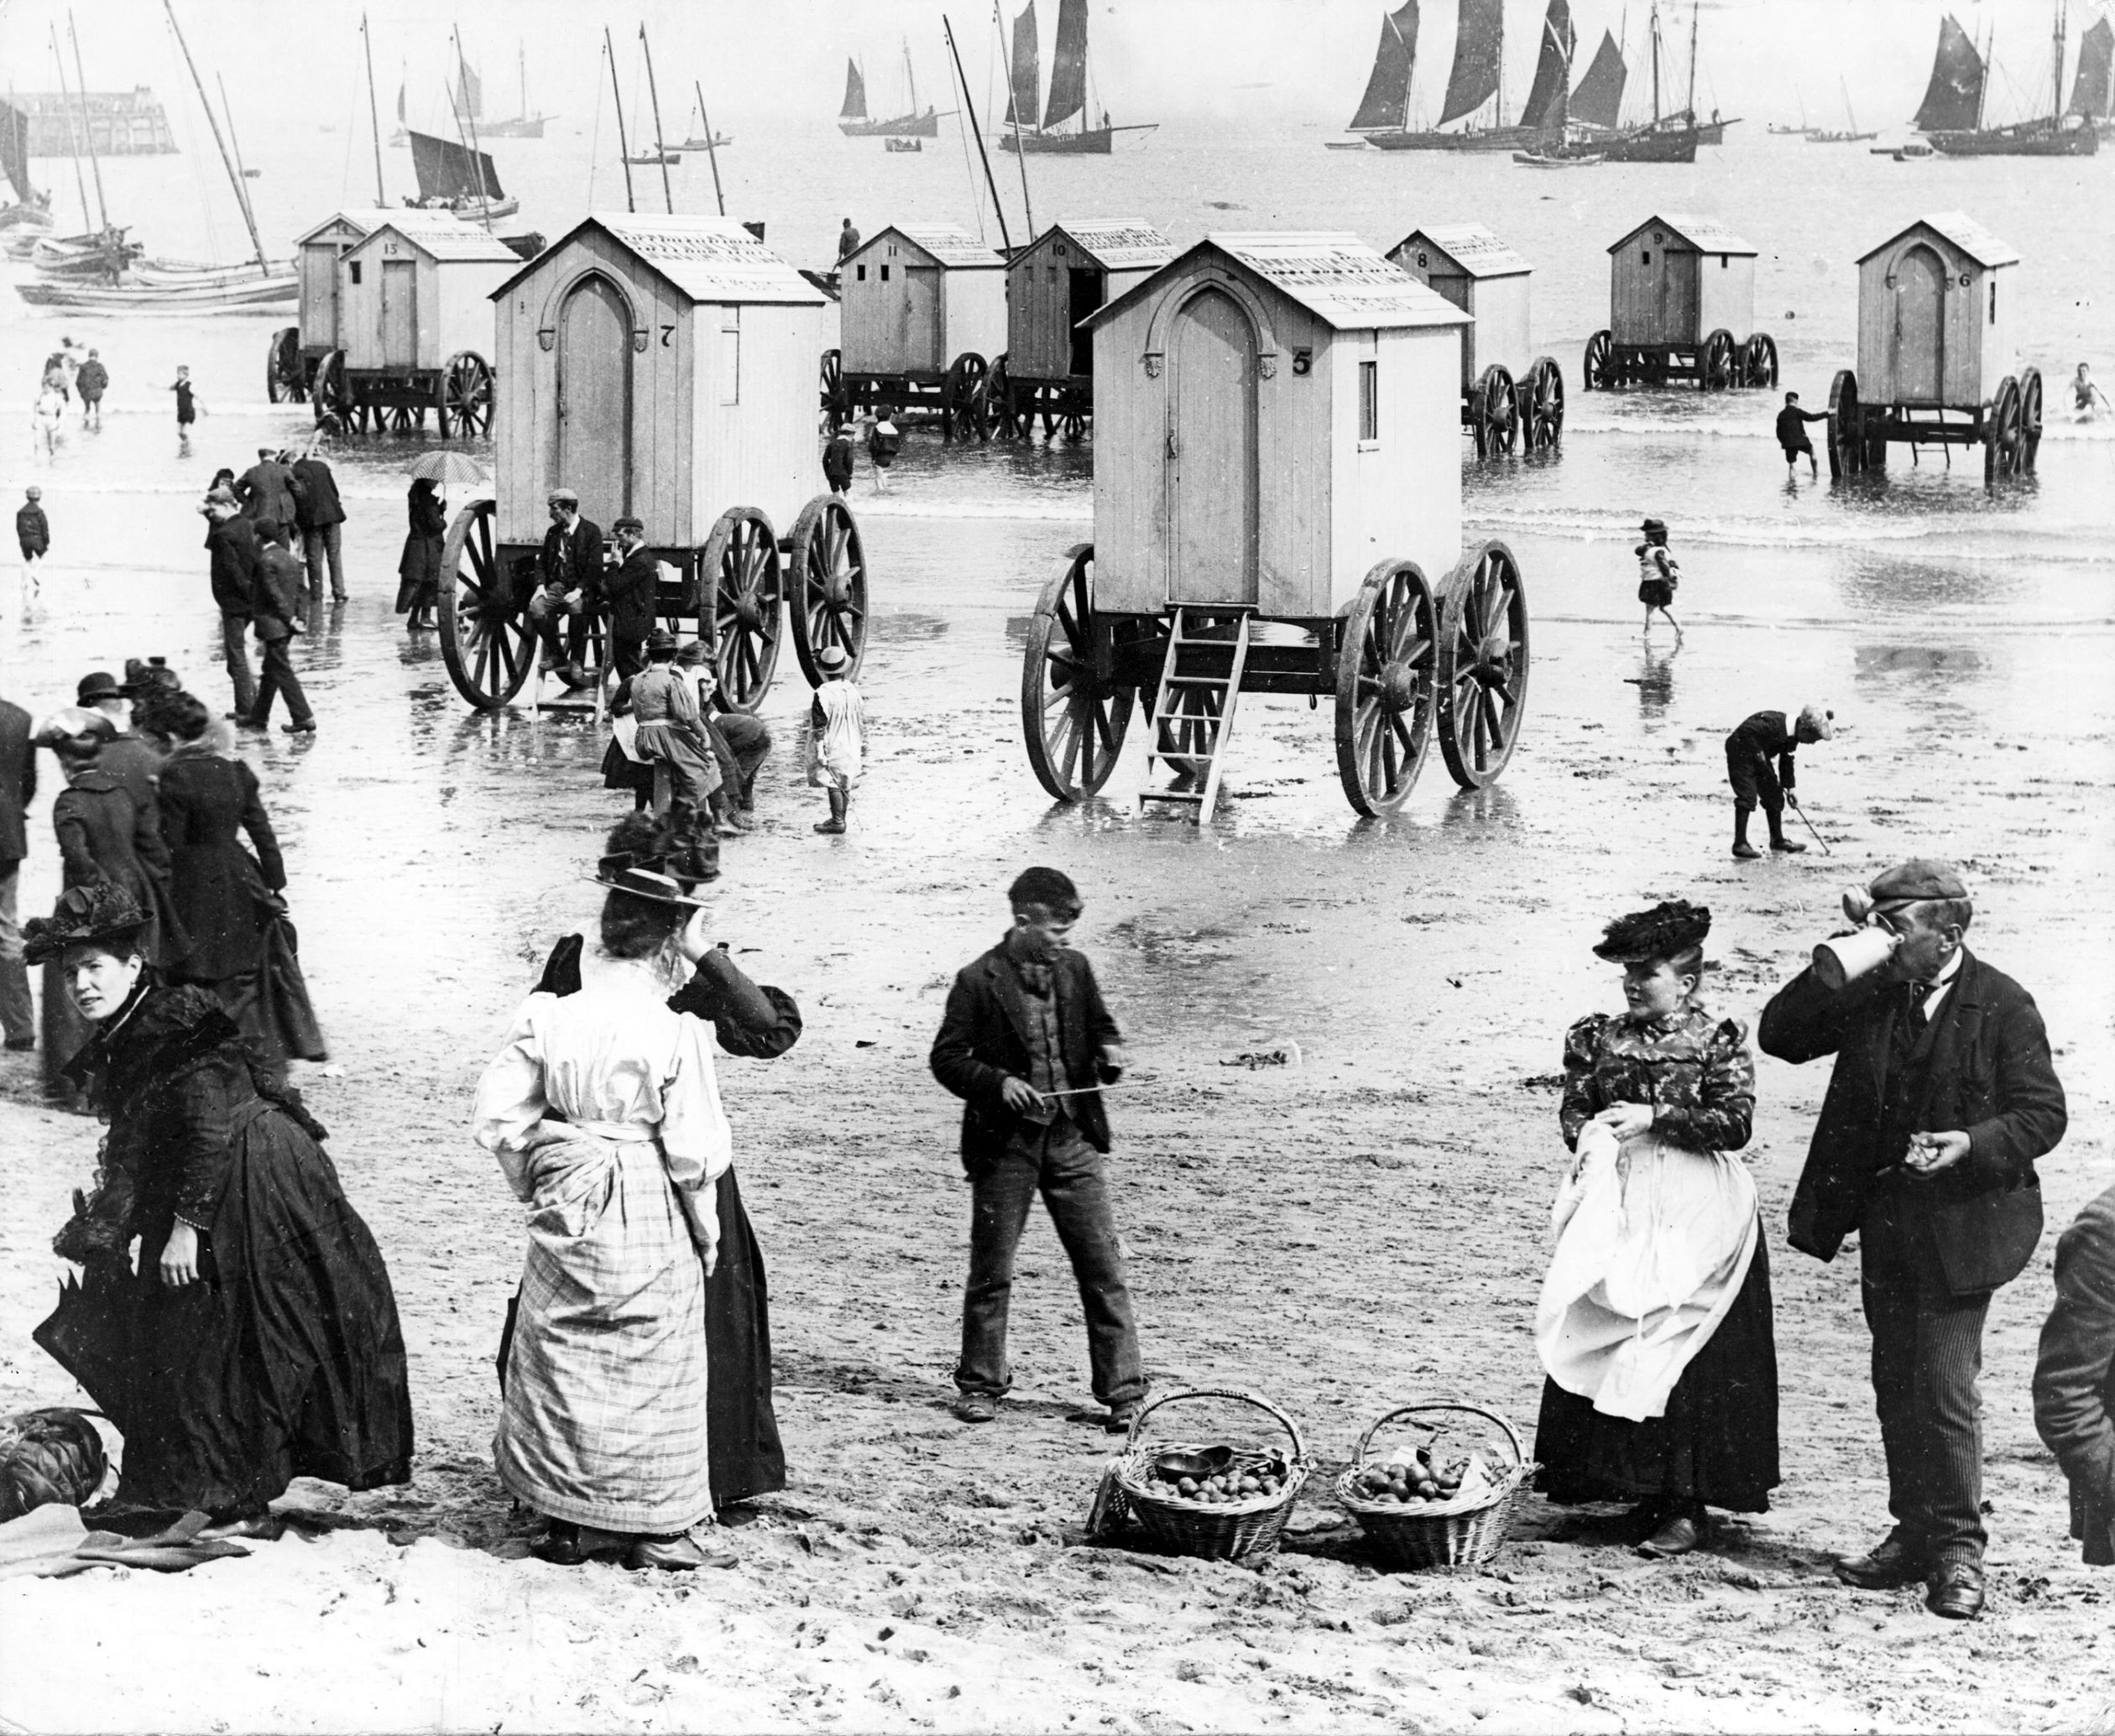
[
  {"x1": 1653, "y1": 1017, "x2": 1757, "y2": 1155},
  {"x1": 655, "y1": 1013, "x2": 734, "y2": 1194},
  {"x1": 473, "y1": 998, "x2": 551, "y2": 1199},
  {"x1": 1559, "y1": 1015, "x2": 1606, "y2": 1151}
]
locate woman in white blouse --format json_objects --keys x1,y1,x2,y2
[{"x1": 473, "y1": 858, "x2": 734, "y2": 1571}]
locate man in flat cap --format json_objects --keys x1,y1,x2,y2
[
  {"x1": 600, "y1": 518, "x2": 660, "y2": 682},
  {"x1": 1724, "y1": 703, "x2": 1834, "y2": 860},
  {"x1": 1760, "y1": 859, "x2": 2066, "y2": 1620},
  {"x1": 531, "y1": 488, "x2": 603, "y2": 690}
]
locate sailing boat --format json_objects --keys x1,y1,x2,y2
[
  {"x1": 389, "y1": 66, "x2": 409, "y2": 146},
  {"x1": 1808, "y1": 77, "x2": 1876, "y2": 143},
  {"x1": 838, "y1": 47, "x2": 941, "y2": 137},
  {"x1": 480, "y1": 46, "x2": 552, "y2": 138},
  {"x1": 2068, "y1": 15, "x2": 2113, "y2": 134},
  {"x1": 405, "y1": 130, "x2": 519, "y2": 217},
  {"x1": 1591, "y1": 3, "x2": 1701, "y2": 161},
  {"x1": 1567, "y1": 28, "x2": 1627, "y2": 133},
  {"x1": 998, "y1": 0, "x2": 1158, "y2": 153},
  {"x1": 1919, "y1": 5, "x2": 2098, "y2": 154},
  {"x1": 1354, "y1": 0, "x2": 1569, "y2": 152},
  {"x1": 681, "y1": 92, "x2": 731, "y2": 150},
  {"x1": 0, "y1": 97, "x2": 55, "y2": 232}
]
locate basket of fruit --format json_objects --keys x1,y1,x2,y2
[
  {"x1": 1111, "y1": 1388, "x2": 1311, "y2": 1561},
  {"x1": 1334, "y1": 1401, "x2": 1528, "y2": 1571}
]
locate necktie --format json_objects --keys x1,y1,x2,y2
[{"x1": 1908, "y1": 981, "x2": 1935, "y2": 1033}]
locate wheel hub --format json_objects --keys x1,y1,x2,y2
[
  {"x1": 1378, "y1": 660, "x2": 1419, "y2": 711},
  {"x1": 733, "y1": 591, "x2": 765, "y2": 630},
  {"x1": 822, "y1": 568, "x2": 852, "y2": 607}
]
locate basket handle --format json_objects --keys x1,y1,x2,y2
[
  {"x1": 1124, "y1": 1387, "x2": 1308, "y2": 1462},
  {"x1": 1352, "y1": 1400, "x2": 1525, "y2": 1473}
]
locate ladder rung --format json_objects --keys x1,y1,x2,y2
[{"x1": 1141, "y1": 789, "x2": 1205, "y2": 804}]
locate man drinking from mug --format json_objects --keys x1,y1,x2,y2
[{"x1": 1759, "y1": 859, "x2": 2066, "y2": 1621}]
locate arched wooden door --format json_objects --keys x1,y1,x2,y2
[
  {"x1": 556, "y1": 275, "x2": 634, "y2": 526},
  {"x1": 1891, "y1": 245, "x2": 1945, "y2": 403},
  {"x1": 1167, "y1": 287, "x2": 1258, "y2": 605}
]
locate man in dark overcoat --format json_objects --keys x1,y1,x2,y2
[
  {"x1": 235, "y1": 446, "x2": 299, "y2": 530},
  {"x1": 930, "y1": 867, "x2": 1146, "y2": 1431},
  {"x1": 201, "y1": 491, "x2": 260, "y2": 718},
  {"x1": 2034, "y1": 1181, "x2": 2115, "y2": 1568},
  {"x1": 532, "y1": 487, "x2": 603, "y2": 688},
  {"x1": 241, "y1": 524, "x2": 316, "y2": 734},
  {"x1": 599, "y1": 517, "x2": 659, "y2": 680},
  {"x1": 1759, "y1": 858, "x2": 2067, "y2": 1620},
  {"x1": 0, "y1": 687, "x2": 34, "y2": 1048},
  {"x1": 289, "y1": 445, "x2": 348, "y2": 603}
]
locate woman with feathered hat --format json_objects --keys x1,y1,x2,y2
[
  {"x1": 473, "y1": 813, "x2": 798, "y2": 1570},
  {"x1": 1533, "y1": 899, "x2": 1778, "y2": 1558},
  {"x1": 27, "y1": 883, "x2": 411, "y2": 1533}
]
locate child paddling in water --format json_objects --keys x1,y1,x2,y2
[
  {"x1": 1635, "y1": 517, "x2": 1681, "y2": 638},
  {"x1": 808, "y1": 644, "x2": 865, "y2": 835}
]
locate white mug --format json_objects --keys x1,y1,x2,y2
[{"x1": 1812, "y1": 925, "x2": 1898, "y2": 991}]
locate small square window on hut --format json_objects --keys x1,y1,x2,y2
[
  {"x1": 1720, "y1": 254, "x2": 1729, "y2": 269},
  {"x1": 1359, "y1": 360, "x2": 1379, "y2": 445},
  {"x1": 881, "y1": 264, "x2": 890, "y2": 283},
  {"x1": 349, "y1": 261, "x2": 363, "y2": 285},
  {"x1": 1641, "y1": 251, "x2": 1651, "y2": 266},
  {"x1": 856, "y1": 264, "x2": 866, "y2": 282}
]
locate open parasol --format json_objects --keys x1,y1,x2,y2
[{"x1": 404, "y1": 451, "x2": 490, "y2": 487}]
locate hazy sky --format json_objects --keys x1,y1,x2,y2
[{"x1": 1, "y1": 0, "x2": 2098, "y2": 133}]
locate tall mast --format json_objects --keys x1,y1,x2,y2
[
  {"x1": 997, "y1": 0, "x2": 1035, "y2": 234},
  {"x1": 452, "y1": 29, "x2": 492, "y2": 221},
  {"x1": 215, "y1": 70, "x2": 267, "y2": 268},
  {"x1": 639, "y1": 24, "x2": 673, "y2": 213},
  {"x1": 693, "y1": 80, "x2": 725, "y2": 216},
  {"x1": 1686, "y1": 0, "x2": 1698, "y2": 120},
  {"x1": 2053, "y1": 1, "x2": 2065, "y2": 123},
  {"x1": 943, "y1": 13, "x2": 1010, "y2": 253},
  {"x1": 65, "y1": 13, "x2": 108, "y2": 230},
  {"x1": 520, "y1": 44, "x2": 529, "y2": 123},
  {"x1": 47, "y1": 24, "x2": 92, "y2": 231},
  {"x1": 161, "y1": 0, "x2": 268, "y2": 270},
  {"x1": 1496, "y1": 3, "x2": 1507, "y2": 128},
  {"x1": 904, "y1": 37, "x2": 921, "y2": 116},
  {"x1": 603, "y1": 30, "x2": 634, "y2": 211},
  {"x1": 362, "y1": 13, "x2": 385, "y2": 203},
  {"x1": 1649, "y1": 3, "x2": 1662, "y2": 122}
]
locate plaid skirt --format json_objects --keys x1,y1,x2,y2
[{"x1": 496, "y1": 1130, "x2": 713, "y2": 1532}]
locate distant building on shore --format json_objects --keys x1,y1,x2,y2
[{"x1": 15, "y1": 89, "x2": 177, "y2": 157}]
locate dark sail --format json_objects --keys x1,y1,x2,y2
[
  {"x1": 1006, "y1": 0, "x2": 1040, "y2": 128},
  {"x1": 1569, "y1": 29, "x2": 1626, "y2": 128},
  {"x1": 1439, "y1": 0, "x2": 1504, "y2": 124},
  {"x1": 1518, "y1": 0, "x2": 1575, "y2": 129},
  {"x1": 2068, "y1": 17, "x2": 2112, "y2": 116},
  {"x1": 840, "y1": 58, "x2": 866, "y2": 120},
  {"x1": 0, "y1": 100, "x2": 32, "y2": 205},
  {"x1": 1913, "y1": 14, "x2": 1985, "y2": 133},
  {"x1": 408, "y1": 128, "x2": 504, "y2": 201},
  {"x1": 1350, "y1": 2, "x2": 1419, "y2": 131},
  {"x1": 1043, "y1": 0, "x2": 1089, "y2": 128}
]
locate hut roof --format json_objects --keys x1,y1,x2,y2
[
  {"x1": 844, "y1": 223, "x2": 1007, "y2": 271},
  {"x1": 350, "y1": 220, "x2": 519, "y2": 264},
  {"x1": 491, "y1": 214, "x2": 825, "y2": 305},
  {"x1": 1608, "y1": 213, "x2": 1757, "y2": 258},
  {"x1": 295, "y1": 207, "x2": 498, "y2": 248},
  {"x1": 1392, "y1": 224, "x2": 1532, "y2": 279},
  {"x1": 1087, "y1": 233, "x2": 1470, "y2": 335},
  {"x1": 1856, "y1": 211, "x2": 2018, "y2": 270},
  {"x1": 1025, "y1": 220, "x2": 1175, "y2": 272}
]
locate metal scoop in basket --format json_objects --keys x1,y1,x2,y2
[{"x1": 1152, "y1": 1445, "x2": 1235, "y2": 1482}]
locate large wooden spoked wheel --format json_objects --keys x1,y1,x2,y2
[
  {"x1": 704, "y1": 506, "x2": 782, "y2": 714},
  {"x1": 1523, "y1": 356, "x2": 1564, "y2": 450},
  {"x1": 1058, "y1": 385, "x2": 1089, "y2": 442},
  {"x1": 311, "y1": 349, "x2": 352, "y2": 431},
  {"x1": 438, "y1": 352, "x2": 494, "y2": 438},
  {"x1": 1743, "y1": 332, "x2": 1779, "y2": 389},
  {"x1": 788, "y1": 495, "x2": 870, "y2": 684},
  {"x1": 2020, "y1": 367, "x2": 2043, "y2": 472},
  {"x1": 986, "y1": 354, "x2": 1021, "y2": 439},
  {"x1": 1021, "y1": 545, "x2": 1134, "y2": 802},
  {"x1": 437, "y1": 498, "x2": 534, "y2": 709},
  {"x1": 266, "y1": 327, "x2": 305, "y2": 403},
  {"x1": 1985, "y1": 374, "x2": 2024, "y2": 483},
  {"x1": 1700, "y1": 328, "x2": 1737, "y2": 393},
  {"x1": 818, "y1": 348, "x2": 847, "y2": 425},
  {"x1": 944, "y1": 352, "x2": 990, "y2": 442},
  {"x1": 1583, "y1": 329, "x2": 1614, "y2": 392},
  {"x1": 1826, "y1": 368, "x2": 1866, "y2": 479},
  {"x1": 1472, "y1": 364, "x2": 1518, "y2": 457},
  {"x1": 1334, "y1": 558, "x2": 1439, "y2": 816},
  {"x1": 1435, "y1": 541, "x2": 1530, "y2": 790}
]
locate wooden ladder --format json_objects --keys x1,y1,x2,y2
[{"x1": 1137, "y1": 608, "x2": 1252, "y2": 824}]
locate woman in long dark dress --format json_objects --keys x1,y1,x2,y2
[
  {"x1": 1533, "y1": 900, "x2": 1778, "y2": 1558},
  {"x1": 394, "y1": 480, "x2": 446, "y2": 630},
  {"x1": 37, "y1": 710, "x2": 185, "y2": 1104},
  {"x1": 27, "y1": 883, "x2": 411, "y2": 1534},
  {"x1": 152, "y1": 693, "x2": 325, "y2": 1078}
]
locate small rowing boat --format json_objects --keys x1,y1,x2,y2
[{"x1": 16, "y1": 272, "x2": 295, "y2": 311}]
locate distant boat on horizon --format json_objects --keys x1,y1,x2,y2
[
  {"x1": 1912, "y1": 8, "x2": 2098, "y2": 157},
  {"x1": 995, "y1": 0, "x2": 1157, "y2": 154},
  {"x1": 838, "y1": 42, "x2": 941, "y2": 138}
]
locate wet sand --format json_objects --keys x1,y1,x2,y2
[{"x1": 2, "y1": 432, "x2": 2112, "y2": 1732}]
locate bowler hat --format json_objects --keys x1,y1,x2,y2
[
  {"x1": 75, "y1": 672, "x2": 123, "y2": 706},
  {"x1": 1867, "y1": 858, "x2": 1967, "y2": 911},
  {"x1": 119, "y1": 657, "x2": 180, "y2": 696},
  {"x1": 22, "y1": 883, "x2": 148, "y2": 966}
]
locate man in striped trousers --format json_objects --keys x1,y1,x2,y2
[{"x1": 1759, "y1": 860, "x2": 2067, "y2": 1621}]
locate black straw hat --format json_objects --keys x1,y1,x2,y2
[
  {"x1": 23, "y1": 883, "x2": 148, "y2": 966},
  {"x1": 1593, "y1": 899, "x2": 1710, "y2": 964}
]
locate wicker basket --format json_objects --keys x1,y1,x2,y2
[
  {"x1": 1334, "y1": 1400, "x2": 1528, "y2": 1571},
  {"x1": 1111, "y1": 1388, "x2": 1311, "y2": 1561}
]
